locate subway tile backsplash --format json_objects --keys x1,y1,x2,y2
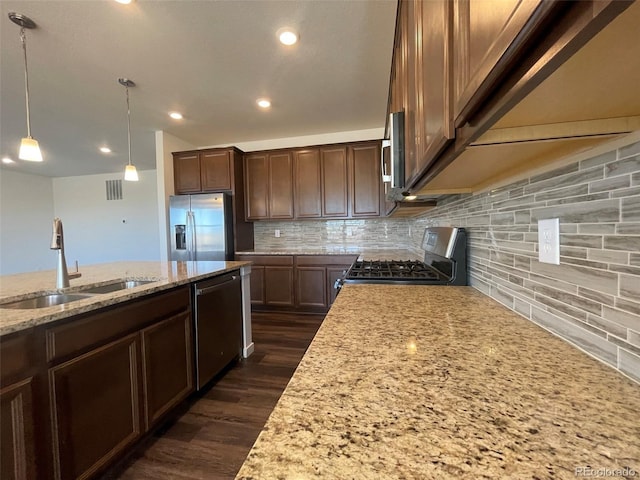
[{"x1": 253, "y1": 140, "x2": 640, "y2": 382}]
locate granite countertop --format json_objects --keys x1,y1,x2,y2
[
  {"x1": 0, "y1": 260, "x2": 248, "y2": 336},
  {"x1": 236, "y1": 248, "x2": 423, "y2": 261},
  {"x1": 236, "y1": 284, "x2": 640, "y2": 479}
]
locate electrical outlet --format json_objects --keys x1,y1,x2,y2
[
  {"x1": 274, "y1": 229, "x2": 280, "y2": 238},
  {"x1": 346, "y1": 227, "x2": 353, "y2": 237},
  {"x1": 538, "y1": 218, "x2": 560, "y2": 265}
]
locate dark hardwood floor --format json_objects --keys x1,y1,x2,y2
[{"x1": 106, "y1": 312, "x2": 324, "y2": 480}]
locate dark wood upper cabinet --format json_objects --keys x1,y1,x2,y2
[
  {"x1": 416, "y1": 0, "x2": 454, "y2": 178},
  {"x1": 173, "y1": 152, "x2": 201, "y2": 194},
  {"x1": 320, "y1": 147, "x2": 349, "y2": 217},
  {"x1": 268, "y1": 152, "x2": 295, "y2": 219},
  {"x1": 200, "y1": 150, "x2": 232, "y2": 191},
  {"x1": 244, "y1": 152, "x2": 294, "y2": 220},
  {"x1": 244, "y1": 141, "x2": 383, "y2": 221},
  {"x1": 174, "y1": 149, "x2": 232, "y2": 194},
  {"x1": 452, "y1": 0, "x2": 548, "y2": 126},
  {"x1": 349, "y1": 143, "x2": 381, "y2": 217},
  {"x1": 294, "y1": 149, "x2": 322, "y2": 218},
  {"x1": 244, "y1": 153, "x2": 270, "y2": 220}
]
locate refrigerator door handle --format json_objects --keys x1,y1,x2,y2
[
  {"x1": 186, "y1": 211, "x2": 194, "y2": 261},
  {"x1": 189, "y1": 211, "x2": 197, "y2": 260}
]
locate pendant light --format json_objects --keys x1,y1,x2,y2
[
  {"x1": 119, "y1": 78, "x2": 138, "y2": 181},
  {"x1": 9, "y1": 12, "x2": 43, "y2": 162}
]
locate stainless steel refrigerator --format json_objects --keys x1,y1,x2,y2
[{"x1": 169, "y1": 193, "x2": 234, "y2": 261}]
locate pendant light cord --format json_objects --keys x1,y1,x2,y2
[
  {"x1": 125, "y1": 85, "x2": 132, "y2": 166},
  {"x1": 20, "y1": 27, "x2": 32, "y2": 139}
]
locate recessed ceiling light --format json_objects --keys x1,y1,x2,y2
[
  {"x1": 2, "y1": 157, "x2": 15, "y2": 164},
  {"x1": 169, "y1": 112, "x2": 183, "y2": 120},
  {"x1": 277, "y1": 28, "x2": 298, "y2": 46},
  {"x1": 99, "y1": 146, "x2": 112, "y2": 154},
  {"x1": 257, "y1": 99, "x2": 271, "y2": 109},
  {"x1": 114, "y1": 0, "x2": 134, "y2": 4}
]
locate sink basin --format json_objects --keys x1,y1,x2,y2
[
  {"x1": 78, "y1": 280, "x2": 156, "y2": 294},
  {"x1": 0, "y1": 293, "x2": 94, "y2": 309}
]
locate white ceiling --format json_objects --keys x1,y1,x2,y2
[{"x1": 0, "y1": 0, "x2": 397, "y2": 178}]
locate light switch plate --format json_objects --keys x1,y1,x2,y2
[{"x1": 538, "y1": 218, "x2": 560, "y2": 265}]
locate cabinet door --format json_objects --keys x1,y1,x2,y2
[
  {"x1": 296, "y1": 267, "x2": 327, "y2": 309},
  {"x1": 244, "y1": 153, "x2": 270, "y2": 220},
  {"x1": 248, "y1": 265, "x2": 265, "y2": 306},
  {"x1": 201, "y1": 150, "x2": 232, "y2": 191},
  {"x1": 174, "y1": 152, "x2": 201, "y2": 194},
  {"x1": 349, "y1": 143, "x2": 381, "y2": 217},
  {"x1": 321, "y1": 147, "x2": 348, "y2": 217},
  {"x1": 453, "y1": 0, "x2": 543, "y2": 124},
  {"x1": 269, "y1": 152, "x2": 294, "y2": 219},
  {"x1": 1, "y1": 378, "x2": 37, "y2": 480},
  {"x1": 49, "y1": 334, "x2": 141, "y2": 480},
  {"x1": 415, "y1": 0, "x2": 454, "y2": 176},
  {"x1": 264, "y1": 266, "x2": 295, "y2": 307},
  {"x1": 294, "y1": 149, "x2": 322, "y2": 218},
  {"x1": 141, "y1": 312, "x2": 193, "y2": 430},
  {"x1": 399, "y1": 0, "x2": 419, "y2": 183}
]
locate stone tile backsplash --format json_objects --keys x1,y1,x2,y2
[
  {"x1": 254, "y1": 218, "x2": 420, "y2": 256},
  {"x1": 411, "y1": 139, "x2": 640, "y2": 382},
  {"x1": 253, "y1": 139, "x2": 640, "y2": 382}
]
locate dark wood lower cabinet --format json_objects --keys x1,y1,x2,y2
[
  {"x1": 1, "y1": 378, "x2": 37, "y2": 480},
  {"x1": 0, "y1": 276, "x2": 245, "y2": 480},
  {"x1": 141, "y1": 312, "x2": 193, "y2": 429},
  {"x1": 238, "y1": 254, "x2": 356, "y2": 313},
  {"x1": 49, "y1": 334, "x2": 141, "y2": 480},
  {"x1": 264, "y1": 266, "x2": 295, "y2": 307},
  {"x1": 296, "y1": 267, "x2": 327, "y2": 309}
]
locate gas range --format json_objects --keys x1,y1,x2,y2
[{"x1": 341, "y1": 227, "x2": 467, "y2": 287}]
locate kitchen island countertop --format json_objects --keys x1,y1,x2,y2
[
  {"x1": 236, "y1": 284, "x2": 640, "y2": 479},
  {"x1": 0, "y1": 260, "x2": 249, "y2": 336}
]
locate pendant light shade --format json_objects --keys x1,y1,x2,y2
[
  {"x1": 119, "y1": 78, "x2": 139, "y2": 181},
  {"x1": 124, "y1": 164, "x2": 139, "y2": 181},
  {"x1": 19, "y1": 137, "x2": 43, "y2": 162},
  {"x1": 9, "y1": 12, "x2": 43, "y2": 162}
]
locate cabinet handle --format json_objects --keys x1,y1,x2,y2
[{"x1": 195, "y1": 276, "x2": 238, "y2": 296}]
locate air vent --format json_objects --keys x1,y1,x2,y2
[{"x1": 106, "y1": 179, "x2": 123, "y2": 200}]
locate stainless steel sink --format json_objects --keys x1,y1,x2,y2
[
  {"x1": 78, "y1": 280, "x2": 155, "y2": 294},
  {"x1": 0, "y1": 293, "x2": 94, "y2": 309}
]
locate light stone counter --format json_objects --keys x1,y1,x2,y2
[
  {"x1": 236, "y1": 284, "x2": 640, "y2": 479},
  {"x1": 236, "y1": 248, "x2": 423, "y2": 261},
  {"x1": 0, "y1": 261, "x2": 248, "y2": 336}
]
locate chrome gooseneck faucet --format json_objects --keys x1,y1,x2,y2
[{"x1": 50, "y1": 217, "x2": 80, "y2": 288}]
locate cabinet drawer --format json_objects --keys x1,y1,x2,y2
[
  {"x1": 0, "y1": 329, "x2": 39, "y2": 384},
  {"x1": 295, "y1": 255, "x2": 358, "y2": 266},
  {"x1": 236, "y1": 255, "x2": 294, "y2": 266},
  {"x1": 46, "y1": 287, "x2": 190, "y2": 364}
]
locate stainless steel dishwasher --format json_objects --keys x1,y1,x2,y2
[{"x1": 193, "y1": 271, "x2": 243, "y2": 390}]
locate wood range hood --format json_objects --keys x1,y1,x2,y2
[{"x1": 417, "y1": 0, "x2": 640, "y2": 196}]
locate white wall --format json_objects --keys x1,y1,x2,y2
[
  {"x1": 205, "y1": 127, "x2": 384, "y2": 152},
  {"x1": 52, "y1": 170, "x2": 160, "y2": 266},
  {"x1": 0, "y1": 170, "x2": 55, "y2": 275},
  {"x1": 155, "y1": 131, "x2": 196, "y2": 261}
]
